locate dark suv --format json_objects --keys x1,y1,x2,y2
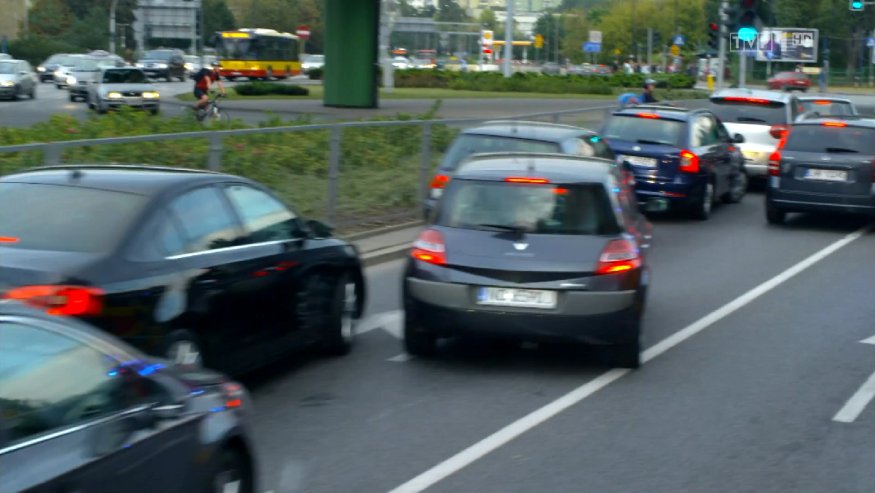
[
  {"x1": 601, "y1": 104, "x2": 748, "y2": 219},
  {"x1": 136, "y1": 49, "x2": 186, "y2": 81},
  {"x1": 765, "y1": 117, "x2": 875, "y2": 224}
]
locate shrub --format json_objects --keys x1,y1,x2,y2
[
  {"x1": 234, "y1": 82, "x2": 310, "y2": 96},
  {"x1": 308, "y1": 68, "x2": 323, "y2": 80},
  {"x1": 392, "y1": 69, "x2": 695, "y2": 92}
]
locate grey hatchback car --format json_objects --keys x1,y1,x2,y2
[{"x1": 0, "y1": 59, "x2": 37, "y2": 100}]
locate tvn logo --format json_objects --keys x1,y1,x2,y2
[{"x1": 728, "y1": 30, "x2": 816, "y2": 54}]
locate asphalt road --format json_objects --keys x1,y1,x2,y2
[{"x1": 241, "y1": 192, "x2": 875, "y2": 493}]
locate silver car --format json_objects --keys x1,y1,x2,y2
[
  {"x1": 87, "y1": 67, "x2": 160, "y2": 114},
  {"x1": 0, "y1": 59, "x2": 37, "y2": 100}
]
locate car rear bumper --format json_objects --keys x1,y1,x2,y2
[
  {"x1": 404, "y1": 277, "x2": 641, "y2": 344},
  {"x1": 767, "y1": 188, "x2": 875, "y2": 214},
  {"x1": 634, "y1": 176, "x2": 707, "y2": 211}
]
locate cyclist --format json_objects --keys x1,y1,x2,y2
[
  {"x1": 641, "y1": 78, "x2": 658, "y2": 103},
  {"x1": 617, "y1": 92, "x2": 641, "y2": 108},
  {"x1": 193, "y1": 61, "x2": 226, "y2": 115}
]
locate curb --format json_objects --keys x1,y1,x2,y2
[
  {"x1": 361, "y1": 244, "x2": 410, "y2": 268},
  {"x1": 345, "y1": 220, "x2": 424, "y2": 241}
]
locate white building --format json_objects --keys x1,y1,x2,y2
[{"x1": 133, "y1": 0, "x2": 202, "y2": 54}]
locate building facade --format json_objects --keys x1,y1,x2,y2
[
  {"x1": 0, "y1": 0, "x2": 29, "y2": 44},
  {"x1": 132, "y1": 0, "x2": 202, "y2": 54}
]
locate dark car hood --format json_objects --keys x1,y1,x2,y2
[{"x1": 0, "y1": 248, "x2": 103, "y2": 287}]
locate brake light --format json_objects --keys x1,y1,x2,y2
[
  {"x1": 595, "y1": 239, "x2": 641, "y2": 275},
  {"x1": 3, "y1": 285, "x2": 104, "y2": 316},
  {"x1": 222, "y1": 382, "x2": 245, "y2": 409},
  {"x1": 429, "y1": 174, "x2": 450, "y2": 199},
  {"x1": 504, "y1": 177, "x2": 550, "y2": 184},
  {"x1": 721, "y1": 96, "x2": 772, "y2": 104},
  {"x1": 812, "y1": 100, "x2": 832, "y2": 105},
  {"x1": 411, "y1": 229, "x2": 446, "y2": 265},
  {"x1": 553, "y1": 187, "x2": 568, "y2": 195},
  {"x1": 636, "y1": 112, "x2": 660, "y2": 119},
  {"x1": 822, "y1": 121, "x2": 847, "y2": 127},
  {"x1": 768, "y1": 151, "x2": 781, "y2": 176},
  {"x1": 0, "y1": 236, "x2": 18, "y2": 243},
  {"x1": 769, "y1": 124, "x2": 790, "y2": 139},
  {"x1": 679, "y1": 149, "x2": 699, "y2": 173}
]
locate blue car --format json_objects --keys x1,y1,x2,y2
[{"x1": 601, "y1": 105, "x2": 748, "y2": 219}]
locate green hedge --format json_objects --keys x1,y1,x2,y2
[
  {"x1": 234, "y1": 82, "x2": 310, "y2": 96},
  {"x1": 393, "y1": 69, "x2": 696, "y2": 92}
]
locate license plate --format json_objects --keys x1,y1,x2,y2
[
  {"x1": 805, "y1": 168, "x2": 847, "y2": 182},
  {"x1": 477, "y1": 287, "x2": 557, "y2": 309},
  {"x1": 620, "y1": 155, "x2": 657, "y2": 167},
  {"x1": 742, "y1": 151, "x2": 762, "y2": 162}
]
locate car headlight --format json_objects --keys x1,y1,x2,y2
[
  {"x1": 66, "y1": 76, "x2": 77, "y2": 85},
  {"x1": 54, "y1": 70, "x2": 64, "y2": 77},
  {"x1": 0, "y1": 81, "x2": 13, "y2": 87},
  {"x1": 37, "y1": 66, "x2": 45, "y2": 72},
  {"x1": 135, "y1": 62, "x2": 144, "y2": 68},
  {"x1": 156, "y1": 63, "x2": 168, "y2": 69},
  {"x1": 107, "y1": 92, "x2": 122, "y2": 99},
  {"x1": 142, "y1": 91, "x2": 160, "y2": 99}
]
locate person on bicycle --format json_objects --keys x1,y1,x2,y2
[
  {"x1": 193, "y1": 61, "x2": 225, "y2": 112},
  {"x1": 617, "y1": 92, "x2": 641, "y2": 108},
  {"x1": 641, "y1": 78, "x2": 658, "y2": 103}
]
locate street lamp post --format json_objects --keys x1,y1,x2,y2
[
  {"x1": 503, "y1": 0, "x2": 513, "y2": 77},
  {"x1": 109, "y1": 0, "x2": 119, "y2": 54}
]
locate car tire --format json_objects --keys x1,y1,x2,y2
[
  {"x1": 722, "y1": 170, "x2": 748, "y2": 204},
  {"x1": 165, "y1": 329, "x2": 205, "y2": 368},
  {"x1": 690, "y1": 180, "x2": 714, "y2": 220},
  {"x1": 208, "y1": 447, "x2": 254, "y2": 493},
  {"x1": 766, "y1": 201, "x2": 786, "y2": 225},
  {"x1": 29, "y1": 86, "x2": 36, "y2": 99},
  {"x1": 403, "y1": 313, "x2": 437, "y2": 357},
  {"x1": 601, "y1": 336, "x2": 641, "y2": 369},
  {"x1": 150, "y1": 108, "x2": 159, "y2": 116},
  {"x1": 300, "y1": 272, "x2": 358, "y2": 356},
  {"x1": 68, "y1": 93, "x2": 76, "y2": 102},
  {"x1": 96, "y1": 102, "x2": 107, "y2": 114}
]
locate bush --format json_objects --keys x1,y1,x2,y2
[
  {"x1": 234, "y1": 82, "x2": 310, "y2": 96},
  {"x1": 308, "y1": 68, "x2": 323, "y2": 80}
]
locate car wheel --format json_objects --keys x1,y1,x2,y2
[
  {"x1": 209, "y1": 447, "x2": 254, "y2": 493},
  {"x1": 68, "y1": 93, "x2": 76, "y2": 102},
  {"x1": 403, "y1": 312, "x2": 437, "y2": 357},
  {"x1": 766, "y1": 201, "x2": 786, "y2": 225},
  {"x1": 601, "y1": 337, "x2": 641, "y2": 369},
  {"x1": 29, "y1": 86, "x2": 36, "y2": 99},
  {"x1": 96, "y1": 101, "x2": 107, "y2": 114},
  {"x1": 299, "y1": 272, "x2": 358, "y2": 356},
  {"x1": 690, "y1": 180, "x2": 714, "y2": 220},
  {"x1": 165, "y1": 330, "x2": 204, "y2": 368},
  {"x1": 150, "y1": 108, "x2": 159, "y2": 115},
  {"x1": 722, "y1": 170, "x2": 748, "y2": 204}
]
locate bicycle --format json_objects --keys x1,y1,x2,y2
[{"x1": 194, "y1": 92, "x2": 230, "y2": 124}]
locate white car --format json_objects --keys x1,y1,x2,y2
[
  {"x1": 392, "y1": 56, "x2": 411, "y2": 70},
  {"x1": 301, "y1": 54, "x2": 325, "y2": 73}
]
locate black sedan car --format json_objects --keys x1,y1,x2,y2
[
  {"x1": 766, "y1": 117, "x2": 875, "y2": 224},
  {"x1": 404, "y1": 153, "x2": 652, "y2": 368},
  {"x1": 424, "y1": 121, "x2": 621, "y2": 218},
  {"x1": 0, "y1": 165, "x2": 365, "y2": 375},
  {"x1": 0, "y1": 301, "x2": 256, "y2": 493}
]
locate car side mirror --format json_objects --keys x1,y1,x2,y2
[
  {"x1": 306, "y1": 219, "x2": 334, "y2": 238},
  {"x1": 732, "y1": 133, "x2": 745, "y2": 143}
]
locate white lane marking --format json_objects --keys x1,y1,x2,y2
[
  {"x1": 387, "y1": 225, "x2": 870, "y2": 493},
  {"x1": 833, "y1": 370, "x2": 875, "y2": 423},
  {"x1": 861, "y1": 335, "x2": 875, "y2": 346},
  {"x1": 388, "y1": 353, "x2": 414, "y2": 363}
]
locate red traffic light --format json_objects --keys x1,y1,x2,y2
[{"x1": 708, "y1": 22, "x2": 719, "y2": 31}]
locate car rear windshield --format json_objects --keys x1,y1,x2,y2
[
  {"x1": 784, "y1": 125, "x2": 875, "y2": 155},
  {"x1": 799, "y1": 100, "x2": 855, "y2": 116},
  {"x1": 438, "y1": 180, "x2": 620, "y2": 235},
  {"x1": 709, "y1": 98, "x2": 787, "y2": 125},
  {"x1": 441, "y1": 135, "x2": 560, "y2": 171},
  {"x1": 601, "y1": 115, "x2": 685, "y2": 147},
  {"x1": 0, "y1": 183, "x2": 146, "y2": 253}
]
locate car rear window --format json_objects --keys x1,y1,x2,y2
[
  {"x1": 438, "y1": 180, "x2": 620, "y2": 235},
  {"x1": 799, "y1": 100, "x2": 855, "y2": 116},
  {"x1": 441, "y1": 135, "x2": 560, "y2": 171},
  {"x1": 0, "y1": 183, "x2": 146, "y2": 253},
  {"x1": 709, "y1": 98, "x2": 787, "y2": 125},
  {"x1": 784, "y1": 125, "x2": 875, "y2": 155},
  {"x1": 601, "y1": 115, "x2": 685, "y2": 147}
]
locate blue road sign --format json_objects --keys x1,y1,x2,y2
[
  {"x1": 673, "y1": 35, "x2": 686, "y2": 46},
  {"x1": 868, "y1": 37, "x2": 875, "y2": 48},
  {"x1": 583, "y1": 42, "x2": 602, "y2": 53}
]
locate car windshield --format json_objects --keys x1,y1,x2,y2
[
  {"x1": 441, "y1": 135, "x2": 560, "y2": 171},
  {"x1": 784, "y1": 125, "x2": 875, "y2": 155},
  {"x1": 102, "y1": 69, "x2": 148, "y2": 84},
  {"x1": 799, "y1": 100, "x2": 855, "y2": 116},
  {"x1": 709, "y1": 98, "x2": 787, "y2": 125},
  {"x1": 0, "y1": 183, "x2": 146, "y2": 253},
  {"x1": 71, "y1": 58, "x2": 100, "y2": 71},
  {"x1": 0, "y1": 62, "x2": 15, "y2": 74},
  {"x1": 143, "y1": 50, "x2": 173, "y2": 61},
  {"x1": 601, "y1": 115, "x2": 685, "y2": 147},
  {"x1": 438, "y1": 180, "x2": 620, "y2": 235},
  {"x1": 43, "y1": 54, "x2": 71, "y2": 65},
  {"x1": 303, "y1": 55, "x2": 324, "y2": 63}
]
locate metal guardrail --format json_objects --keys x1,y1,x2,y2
[{"x1": 0, "y1": 101, "x2": 701, "y2": 228}]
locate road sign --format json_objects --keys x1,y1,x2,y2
[
  {"x1": 583, "y1": 42, "x2": 601, "y2": 53},
  {"x1": 868, "y1": 37, "x2": 875, "y2": 48},
  {"x1": 482, "y1": 30, "x2": 494, "y2": 45},
  {"x1": 534, "y1": 34, "x2": 544, "y2": 49},
  {"x1": 673, "y1": 34, "x2": 686, "y2": 46},
  {"x1": 670, "y1": 44, "x2": 680, "y2": 56},
  {"x1": 589, "y1": 31, "x2": 602, "y2": 43},
  {"x1": 296, "y1": 25, "x2": 311, "y2": 40}
]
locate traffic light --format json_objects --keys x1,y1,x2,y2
[
  {"x1": 850, "y1": 0, "x2": 864, "y2": 11},
  {"x1": 721, "y1": 5, "x2": 737, "y2": 36},
  {"x1": 737, "y1": 0, "x2": 758, "y2": 42},
  {"x1": 708, "y1": 23, "x2": 719, "y2": 50}
]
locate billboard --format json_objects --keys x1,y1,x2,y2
[{"x1": 754, "y1": 28, "x2": 818, "y2": 63}]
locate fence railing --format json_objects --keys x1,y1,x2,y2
[{"x1": 0, "y1": 100, "x2": 703, "y2": 232}]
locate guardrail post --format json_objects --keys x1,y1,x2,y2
[
  {"x1": 207, "y1": 133, "x2": 223, "y2": 171},
  {"x1": 326, "y1": 126, "x2": 342, "y2": 225},
  {"x1": 43, "y1": 143, "x2": 62, "y2": 166},
  {"x1": 419, "y1": 123, "x2": 432, "y2": 203}
]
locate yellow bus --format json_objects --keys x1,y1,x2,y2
[{"x1": 215, "y1": 28, "x2": 301, "y2": 80}]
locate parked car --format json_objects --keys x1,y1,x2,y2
[
  {"x1": 424, "y1": 121, "x2": 623, "y2": 218},
  {"x1": 36, "y1": 53, "x2": 75, "y2": 82},
  {"x1": 404, "y1": 153, "x2": 652, "y2": 368},
  {"x1": 0, "y1": 165, "x2": 366, "y2": 375},
  {"x1": 136, "y1": 48, "x2": 186, "y2": 82},
  {"x1": 765, "y1": 117, "x2": 875, "y2": 224},
  {"x1": 767, "y1": 71, "x2": 811, "y2": 92},
  {"x1": 0, "y1": 300, "x2": 257, "y2": 493},
  {"x1": 601, "y1": 104, "x2": 748, "y2": 219},
  {"x1": 0, "y1": 59, "x2": 37, "y2": 100},
  {"x1": 87, "y1": 67, "x2": 161, "y2": 114},
  {"x1": 708, "y1": 88, "x2": 802, "y2": 179},
  {"x1": 796, "y1": 96, "x2": 858, "y2": 120},
  {"x1": 301, "y1": 54, "x2": 325, "y2": 73}
]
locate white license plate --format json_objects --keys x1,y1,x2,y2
[
  {"x1": 477, "y1": 287, "x2": 557, "y2": 309},
  {"x1": 805, "y1": 168, "x2": 847, "y2": 182},
  {"x1": 742, "y1": 151, "x2": 762, "y2": 161},
  {"x1": 620, "y1": 155, "x2": 657, "y2": 167}
]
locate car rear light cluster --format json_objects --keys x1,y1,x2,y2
[
  {"x1": 411, "y1": 229, "x2": 446, "y2": 265},
  {"x1": 429, "y1": 174, "x2": 450, "y2": 198},
  {"x1": 679, "y1": 149, "x2": 700, "y2": 173},
  {"x1": 768, "y1": 130, "x2": 791, "y2": 177},
  {"x1": 2, "y1": 285, "x2": 104, "y2": 316},
  {"x1": 222, "y1": 382, "x2": 246, "y2": 409},
  {"x1": 504, "y1": 177, "x2": 551, "y2": 184},
  {"x1": 722, "y1": 96, "x2": 772, "y2": 104},
  {"x1": 769, "y1": 124, "x2": 790, "y2": 139},
  {"x1": 595, "y1": 239, "x2": 641, "y2": 275}
]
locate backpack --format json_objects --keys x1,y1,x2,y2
[{"x1": 194, "y1": 68, "x2": 210, "y2": 85}]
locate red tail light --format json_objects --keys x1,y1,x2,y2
[
  {"x1": 595, "y1": 239, "x2": 641, "y2": 275},
  {"x1": 411, "y1": 229, "x2": 446, "y2": 265},
  {"x1": 0, "y1": 236, "x2": 19, "y2": 243},
  {"x1": 636, "y1": 112, "x2": 660, "y2": 119},
  {"x1": 722, "y1": 96, "x2": 773, "y2": 104},
  {"x1": 822, "y1": 121, "x2": 847, "y2": 127},
  {"x1": 3, "y1": 285, "x2": 104, "y2": 316},
  {"x1": 429, "y1": 174, "x2": 450, "y2": 199},
  {"x1": 769, "y1": 124, "x2": 790, "y2": 139},
  {"x1": 768, "y1": 151, "x2": 781, "y2": 176},
  {"x1": 812, "y1": 100, "x2": 832, "y2": 105},
  {"x1": 679, "y1": 150, "x2": 699, "y2": 173},
  {"x1": 504, "y1": 177, "x2": 550, "y2": 184}
]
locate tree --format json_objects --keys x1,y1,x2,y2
[
  {"x1": 479, "y1": 8, "x2": 497, "y2": 31},
  {"x1": 435, "y1": 0, "x2": 469, "y2": 22},
  {"x1": 203, "y1": 0, "x2": 237, "y2": 44},
  {"x1": 28, "y1": 0, "x2": 74, "y2": 37}
]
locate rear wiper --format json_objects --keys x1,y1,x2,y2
[
  {"x1": 474, "y1": 223, "x2": 528, "y2": 234},
  {"x1": 825, "y1": 147, "x2": 859, "y2": 153},
  {"x1": 635, "y1": 139, "x2": 672, "y2": 146},
  {"x1": 735, "y1": 117, "x2": 768, "y2": 123}
]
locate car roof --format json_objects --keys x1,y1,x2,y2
[
  {"x1": 793, "y1": 116, "x2": 875, "y2": 128},
  {"x1": 797, "y1": 95, "x2": 854, "y2": 104},
  {"x1": 453, "y1": 152, "x2": 614, "y2": 184},
  {"x1": 0, "y1": 165, "x2": 233, "y2": 196},
  {"x1": 710, "y1": 88, "x2": 794, "y2": 103},
  {"x1": 462, "y1": 121, "x2": 595, "y2": 142},
  {"x1": 612, "y1": 104, "x2": 697, "y2": 121}
]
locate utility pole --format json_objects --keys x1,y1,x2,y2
[
  {"x1": 503, "y1": 0, "x2": 513, "y2": 77},
  {"x1": 717, "y1": 0, "x2": 728, "y2": 91},
  {"x1": 109, "y1": 0, "x2": 119, "y2": 54},
  {"x1": 380, "y1": 0, "x2": 395, "y2": 92},
  {"x1": 647, "y1": 28, "x2": 653, "y2": 68}
]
